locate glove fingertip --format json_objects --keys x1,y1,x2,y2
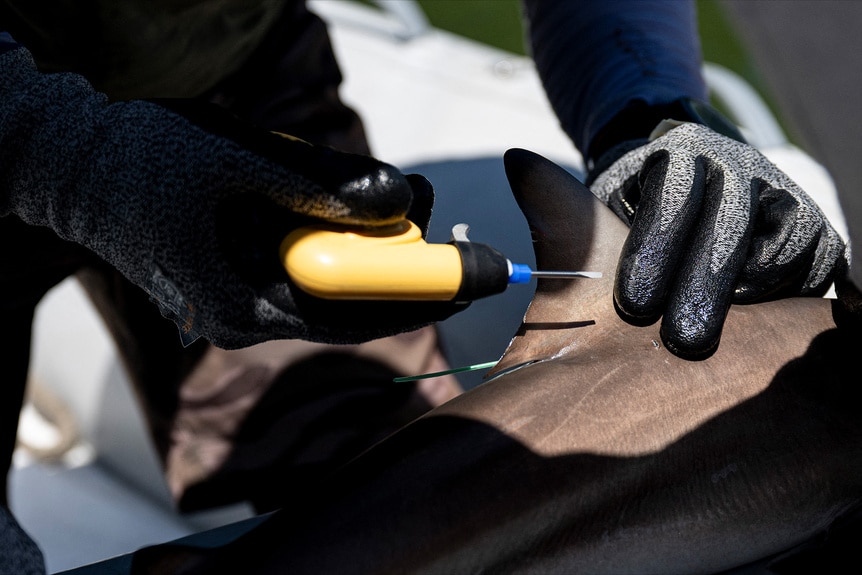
[
  {"x1": 660, "y1": 321, "x2": 722, "y2": 361},
  {"x1": 613, "y1": 259, "x2": 669, "y2": 326},
  {"x1": 335, "y1": 161, "x2": 414, "y2": 224},
  {"x1": 660, "y1": 289, "x2": 728, "y2": 361},
  {"x1": 612, "y1": 292, "x2": 662, "y2": 327}
]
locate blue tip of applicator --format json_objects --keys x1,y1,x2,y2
[{"x1": 508, "y1": 262, "x2": 533, "y2": 284}]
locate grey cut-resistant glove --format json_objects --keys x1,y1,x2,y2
[
  {"x1": 1, "y1": 46, "x2": 462, "y2": 349},
  {"x1": 588, "y1": 104, "x2": 846, "y2": 360}
]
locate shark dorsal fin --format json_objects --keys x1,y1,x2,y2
[{"x1": 491, "y1": 148, "x2": 633, "y2": 375}]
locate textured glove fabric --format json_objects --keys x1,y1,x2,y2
[
  {"x1": 590, "y1": 122, "x2": 846, "y2": 359},
  {"x1": 1, "y1": 47, "x2": 459, "y2": 349}
]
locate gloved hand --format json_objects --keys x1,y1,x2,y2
[
  {"x1": 0, "y1": 46, "x2": 462, "y2": 349},
  {"x1": 587, "y1": 98, "x2": 846, "y2": 360}
]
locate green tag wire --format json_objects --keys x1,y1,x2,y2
[{"x1": 393, "y1": 361, "x2": 499, "y2": 382}]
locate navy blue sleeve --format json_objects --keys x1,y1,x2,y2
[
  {"x1": 0, "y1": 31, "x2": 19, "y2": 54},
  {"x1": 522, "y1": 0, "x2": 708, "y2": 161}
]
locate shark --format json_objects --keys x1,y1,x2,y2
[{"x1": 130, "y1": 149, "x2": 861, "y2": 575}]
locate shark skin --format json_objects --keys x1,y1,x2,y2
[{"x1": 131, "y1": 149, "x2": 862, "y2": 575}]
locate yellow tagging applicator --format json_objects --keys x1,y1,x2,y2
[{"x1": 280, "y1": 221, "x2": 600, "y2": 302}]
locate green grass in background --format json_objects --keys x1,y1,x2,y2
[
  {"x1": 417, "y1": 0, "x2": 527, "y2": 56},
  {"x1": 413, "y1": 0, "x2": 786, "y2": 137},
  {"x1": 415, "y1": 1, "x2": 757, "y2": 83}
]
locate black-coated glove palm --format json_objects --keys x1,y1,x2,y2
[
  {"x1": 1, "y1": 47, "x2": 462, "y2": 349},
  {"x1": 589, "y1": 120, "x2": 846, "y2": 359}
]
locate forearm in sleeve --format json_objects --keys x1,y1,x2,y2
[{"x1": 522, "y1": 0, "x2": 708, "y2": 161}]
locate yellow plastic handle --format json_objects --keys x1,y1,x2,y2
[{"x1": 280, "y1": 221, "x2": 463, "y2": 300}]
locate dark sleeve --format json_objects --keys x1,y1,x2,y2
[{"x1": 522, "y1": 0, "x2": 708, "y2": 162}]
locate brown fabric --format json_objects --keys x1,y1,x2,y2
[{"x1": 167, "y1": 328, "x2": 460, "y2": 512}]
